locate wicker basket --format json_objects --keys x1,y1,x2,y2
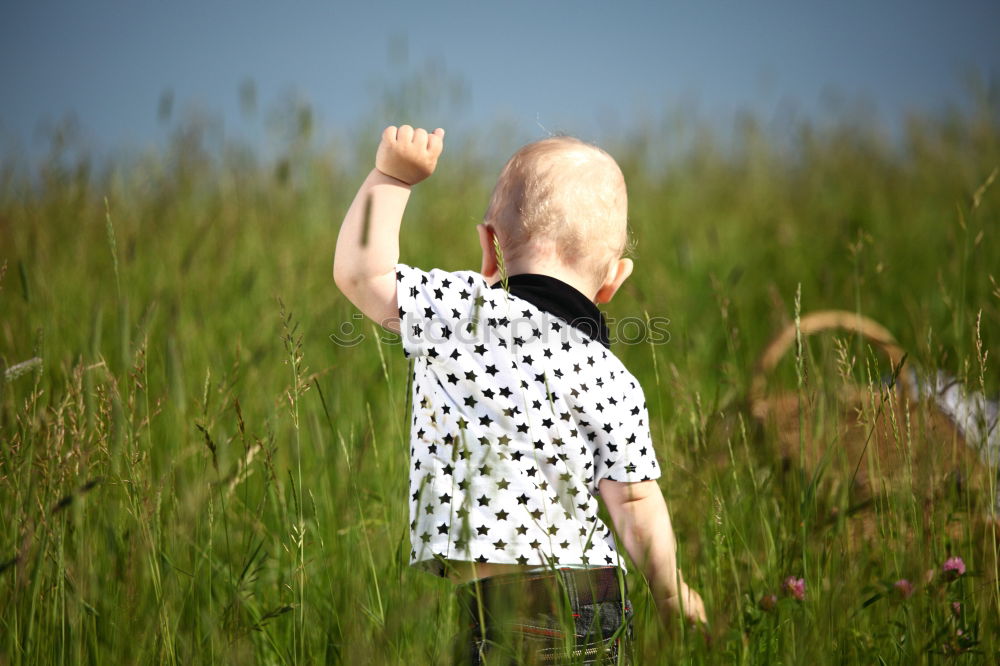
[{"x1": 748, "y1": 310, "x2": 989, "y2": 535}]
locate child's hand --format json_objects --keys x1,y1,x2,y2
[
  {"x1": 662, "y1": 583, "x2": 708, "y2": 628},
  {"x1": 375, "y1": 125, "x2": 445, "y2": 185}
]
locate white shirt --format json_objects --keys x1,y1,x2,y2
[{"x1": 395, "y1": 263, "x2": 661, "y2": 576}]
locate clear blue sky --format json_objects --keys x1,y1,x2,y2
[{"x1": 2, "y1": 0, "x2": 998, "y2": 161}]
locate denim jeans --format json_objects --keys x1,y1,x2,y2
[{"x1": 453, "y1": 567, "x2": 633, "y2": 665}]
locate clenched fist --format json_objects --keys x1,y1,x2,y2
[{"x1": 375, "y1": 125, "x2": 445, "y2": 185}]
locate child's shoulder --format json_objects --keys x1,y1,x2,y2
[{"x1": 396, "y1": 263, "x2": 488, "y2": 290}]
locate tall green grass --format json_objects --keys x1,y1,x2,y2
[{"x1": 1, "y1": 96, "x2": 999, "y2": 663}]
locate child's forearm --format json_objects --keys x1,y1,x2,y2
[
  {"x1": 616, "y1": 489, "x2": 683, "y2": 606},
  {"x1": 601, "y1": 479, "x2": 705, "y2": 625},
  {"x1": 333, "y1": 169, "x2": 411, "y2": 327},
  {"x1": 333, "y1": 125, "x2": 445, "y2": 328}
]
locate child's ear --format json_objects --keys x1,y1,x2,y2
[
  {"x1": 594, "y1": 257, "x2": 633, "y2": 304},
  {"x1": 477, "y1": 223, "x2": 499, "y2": 281}
]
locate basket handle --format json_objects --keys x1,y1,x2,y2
[{"x1": 749, "y1": 310, "x2": 915, "y2": 414}]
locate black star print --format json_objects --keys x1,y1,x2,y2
[{"x1": 401, "y1": 264, "x2": 661, "y2": 572}]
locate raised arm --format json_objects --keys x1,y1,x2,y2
[
  {"x1": 599, "y1": 478, "x2": 707, "y2": 627},
  {"x1": 333, "y1": 125, "x2": 445, "y2": 330}
]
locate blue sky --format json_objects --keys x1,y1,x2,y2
[{"x1": 2, "y1": 1, "x2": 998, "y2": 161}]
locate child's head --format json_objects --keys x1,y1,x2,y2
[{"x1": 481, "y1": 136, "x2": 632, "y2": 300}]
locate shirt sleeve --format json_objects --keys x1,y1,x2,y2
[
  {"x1": 394, "y1": 263, "x2": 486, "y2": 359},
  {"x1": 593, "y1": 379, "x2": 661, "y2": 485}
]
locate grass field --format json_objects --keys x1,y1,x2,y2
[{"x1": 2, "y1": 96, "x2": 999, "y2": 664}]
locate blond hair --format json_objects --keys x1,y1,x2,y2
[{"x1": 484, "y1": 136, "x2": 629, "y2": 289}]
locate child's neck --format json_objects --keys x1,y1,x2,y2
[{"x1": 498, "y1": 258, "x2": 598, "y2": 303}]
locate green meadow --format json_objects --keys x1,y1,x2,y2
[{"x1": 2, "y1": 92, "x2": 999, "y2": 663}]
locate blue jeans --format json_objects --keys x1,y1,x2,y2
[{"x1": 453, "y1": 567, "x2": 634, "y2": 665}]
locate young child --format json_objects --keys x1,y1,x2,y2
[{"x1": 334, "y1": 125, "x2": 706, "y2": 663}]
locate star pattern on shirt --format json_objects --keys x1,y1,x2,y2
[{"x1": 395, "y1": 264, "x2": 660, "y2": 574}]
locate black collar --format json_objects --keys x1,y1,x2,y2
[{"x1": 490, "y1": 274, "x2": 610, "y2": 348}]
